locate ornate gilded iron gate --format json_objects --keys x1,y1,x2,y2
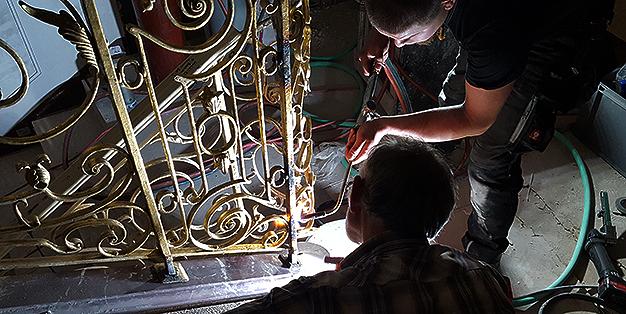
[{"x1": 0, "y1": 0, "x2": 314, "y2": 277}]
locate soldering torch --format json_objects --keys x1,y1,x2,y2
[{"x1": 301, "y1": 73, "x2": 381, "y2": 220}]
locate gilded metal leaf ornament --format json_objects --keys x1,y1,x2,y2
[
  {"x1": 0, "y1": 1, "x2": 100, "y2": 145},
  {"x1": 17, "y1": 155, "x2": 52, "y2": 191},
  {"x1": 19, "y1": 1, "x2": 98, "y2": 70}
]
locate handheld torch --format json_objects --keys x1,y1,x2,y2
[{"x1": 302, "y1": 73, "x2": 381, "y2": 220}]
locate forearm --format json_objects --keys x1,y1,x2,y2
[
  {"x1": 379, "y1": 104, "x2": 489, "y2": 142},
  {"x1": 344, "y1": 82, "x2": 512, "y2": 162}
]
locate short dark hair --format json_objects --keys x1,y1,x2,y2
[
  {"x1": 360, "y1": 135, "x2": 455, "y2": 238},
  {"x1": 365, "y1": 0, "x2": 442, "y2": 35}
]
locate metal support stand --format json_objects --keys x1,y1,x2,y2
[
  {"x1": 279, "y1": 250, "x2": 302, "y2": 271},
  {"x1": 152, "y1": 257, "x2": 189, "y2": 284}
]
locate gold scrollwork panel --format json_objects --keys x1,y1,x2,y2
[{"x1": 0, "y1": 0, "x2": 313, "y2": 270}]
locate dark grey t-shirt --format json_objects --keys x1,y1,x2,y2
[{"x1": 445, "y1": 0, "x2": 585, "y2": 90}]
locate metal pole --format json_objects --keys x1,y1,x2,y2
[
  {"x1": 278, "y1": 0, "x2": 299, "y2": 266},
  {"x1": 82, "y1": 0, "x2": 184, "y2": 281}
]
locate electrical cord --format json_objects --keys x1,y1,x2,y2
[
  {"x1": 383, "y1": 58, "x2": 412, "y2": 113},
  {"x1": 517, "y1": 284, "x2": 597, "y2": 300},
  {"x1": 538, "y1": 293, "x2": 611, "y2": 314}
]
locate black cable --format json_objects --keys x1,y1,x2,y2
[
  {"x1": 538, "y1": 293, "x2": 611, "y2": 314},
  {"x1": 521, "y1": 284, "x2": 597, "y2": 299}
]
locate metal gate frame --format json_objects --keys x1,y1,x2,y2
[{"x1": 0, "y1": 0, "x2": 314, "y2": 278}]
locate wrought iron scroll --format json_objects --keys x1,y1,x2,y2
[{"x1": 0, "y1": 0, "x2": 314, "y2": 272}]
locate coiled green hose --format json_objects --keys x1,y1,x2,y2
[{"x1": 512, "y1": 131, "x2": 592, "y2": 307}]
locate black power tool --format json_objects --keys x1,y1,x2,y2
[{"x1": 584, "y1": 191, "x2": 626, "y2": 308}]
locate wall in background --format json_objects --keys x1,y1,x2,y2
[
  {"x1": 609, "y1": 0, "x2": 625, "y2": 41},
  {"x1": 0, "y1": 0, "x2": 122, "y2": 135}
]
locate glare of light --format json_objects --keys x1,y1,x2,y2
[{"x1": 306, "y1": 219, "x2": 359, "y2": 258}]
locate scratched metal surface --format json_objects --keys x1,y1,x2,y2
[
  {"x1": 0, "y1": 255, "x2": 291, "y2": 313},
  {"x1": 0, "y1": 242, "x2": 330, "y2": 313}
]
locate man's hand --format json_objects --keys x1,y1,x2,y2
[
  {"x1": 346, "y1": 81, "x2": 515, "y2": 162},
  {"x1": 357, "y1": 28, "x2": 390, "y2": 76},
  {"x1": 345, "y1": 119, "x2": 387, "y2": 164}
]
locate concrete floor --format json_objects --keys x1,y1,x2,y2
[{"x1": 434, "y1": 128, "x2": 626, "y2": 312}]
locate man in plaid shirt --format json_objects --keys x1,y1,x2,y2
[{"x1": 230, "y1": 136, "x2": 514, "y2": 313}]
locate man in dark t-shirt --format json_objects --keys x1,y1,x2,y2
[{"x1": 346, "y1": 0, "x2": 603, "y2": 265}]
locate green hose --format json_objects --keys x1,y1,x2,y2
[
  {"x1": 341, "y1": 157, "x2": 359, "y2": 177},
  {"x1": 311, "y1": 43, "x2": 357, "y2": 62},
  {"x1": 303, "y1": 112, "x2": 356, "y2": 128},
  {"x1": 309, "y1": 60, "x2": 364, "y2": 178},
  {"x1": 512, "y1": 131, "x2": 592, "y2": 307},
  {"x1": 310, "y1": 61, "x2": 365, "y2": 118}
]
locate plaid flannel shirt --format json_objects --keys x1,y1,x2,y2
[{"x1": 228, "y1": 232, "x2": 514, "y2": 314}]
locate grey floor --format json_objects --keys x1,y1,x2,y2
[{"x1": 434, "y1": 127, "x2": 626, "y2": 312}]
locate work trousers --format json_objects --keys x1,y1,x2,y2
[{"x1": 439, "y1": 32, "x2": 587, "y2": 264}]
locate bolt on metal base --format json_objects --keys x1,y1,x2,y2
[
  {"x1": 151, "y1": 258, "x2": 189, "y2": 284},
  {"x1": 279, "y1": 250, "x2": 302, "y2": 275}
]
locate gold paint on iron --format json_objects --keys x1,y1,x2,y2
[{"x1": 0, "y1": 0, "x2": 313, "y2": 271}]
